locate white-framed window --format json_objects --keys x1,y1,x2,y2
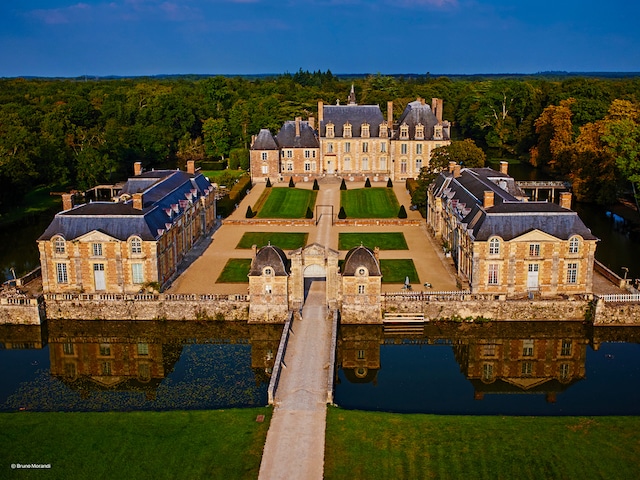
[
  {"x1": 482, "y1": 344, "x2": 496, "y2": 357},
  {"x1": 343, "y1": 123, "x2": 352, "y2": 138},
  {"x1": 357, "y1": 349, "x2": 365, "y2": 359},
  {"x1": 261, "y1": 152, "x2": 268, "y2": 161},
  {"x1": 99, "y1": 343, "x2": 111, "y2": 356},
  {"x1": 130, "y1": 237, "x2": 142, "y2": 255},
  {"x1": 56, "y1": 263, "x2": 68, "y2": 284},
  {"x1": 362, "y1": 158, "x2": 369, "y2": 170},
  {"x1": 265, "y1": 284, "x2": 272, "y2": 294},
  {"x1": 362, "y1": 142, "x2": 368, "y2": 153},
  {"x1": 529, "y1": 243, "x2": 540, "y2": 257},
  {"x1": 92, "y1": 243, "x2": 103, "y2": 256},
  {"x1": 63, "y1": 342, "x2": 74, "y2": 355},
  {"x1": 522, "y1": 339, "x2": 534, "y2": 357},
  {"x1": 416, "y1": 144, "x2": 423, "y2": 155},
  {"x1": 521, "y1": 361, "x2": 533, "y2": 375},
  {"x1": 379, "y1": 124, "x2": 388, "y2": 138},
  {"x1": 358, "y1": 285, "x2": 365, "y2": 294},
  {"x1": 304, "y1": 150, "x2": 311, "y2": 158},
  {"x1": 102, "y1": 361, "x2": 112, "y2": 375},
  {"x1": 482, "y1": 363, "x2": 494, "y2": 380},
  {"x1": 488, "y1": 264, "x2": 499, "y2": 285},
  {"x1": 415, "y1": 124, "x2": 425, "y2": 140},
  {"x1": 569, "y1": 236, "x2": 580, "y2": 254},
  {"x1": 287, "y1": 162, "x2": 293, "y2": 171},
  {"x1": 344, "y1": 158, "x2": 351, "y2": 171},
  {"x1": 380, "y1": 157, "x2": 387, "y2": 170},
  {"x1": 326, "y1": 124, "x2": 335, "y2": 138},
  {"x1": 286, "y1": 150, "x2": 293, "y2": 158},
  {"x1": 380, "y1": 143, "x2": 387, "y2": 153},
  {"x1": 566, "y1": 263, "x2": 578, "y2": 284},
  {"x1": 434, "y1": 125, "x2": 443, "y2": 140},
  {"x1": 561, "y1": 340, "x2": 572, "y2": 356},
  {"x1": 400, "y1": 124, "x2": 409, "y2": 139},
  {"x1": 53, "y1": 236, "x2": 66, "y2": 254},
  {"x1": 361, "y1": 124, "x2": 370, "y2": 138},
  {"x1": 311, "y1": 161, "x2": 317, "y2": 171},
  {"x1": 489, "y1": 238, "x2": 501, "y2": 255},
  {"x1": 560, "y1": 363, "x2": 570, "y2": 380},
  {"x1": 415, "y1": 159, "x2": 422, "y2": 171},
  {"x1": 344, "y1": 142, "x2": 351, "y2": 153},
  {"x1": 327, "y1": 142, "x2": 334, "y2": 153},
  {"x1": 304, "y1": 162, "x2": 311, "y2": 171},
  {"x1": 401, "y1": 143, "x2": 408, "y2": 155},
  {"x1": 264, "y1": 267, "x2": 273, "y2": 276},
  {"x1": 132, "y1": 263, "x2": 144, "y2": 284},
  {"x1": 400, "y1": 160, "x2": 407, "y2": 173},
  {"x1": 261, "y1": 165, "x2": 269, "y2": 174},
  {"x1": 138, "y1": 343, "x2": 149, "y2": 355}
]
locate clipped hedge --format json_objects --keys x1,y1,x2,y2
[
  {"x1": 200, "y1": 161, "x2": 227, "y2": 171},
  {"x1": 406, "y1": 178, "x2": 419, "y2": 196},
  {"x1": 217, "y1": 175, "x2": 252, "y2": 218}
]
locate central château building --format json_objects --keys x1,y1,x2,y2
[{"x1": 250, "y1": 86, "x2": 451, "y2": 183}]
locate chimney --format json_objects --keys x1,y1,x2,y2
[
  {"x1": 560, "y1": 192, "x2": 572, "y2": 210},
  {"x1": 295, "y1": 117, "x2": 301, "y2": 137},
  {"x1": 318, "y1": 101, "x2": 324, "y2": 123},
  {"x1": 448, "y1": 161, "x2": 457, "y2": 173},
  {"x1": 500, "y1": 161, "x2": 508, "y2": 175},
  {"x1": 432, "y1": 98, "x2": 443, "y2": 123},
  {"x1": 308, "y1": 116, "x2": 315, "y2": 130},
  {"x1": 187, "y1": 160, "x2": 195, "y2": 174},
  {"x1": 134, "y1": 162, "x2": 142, "y2": 176},
  {"x1": 483, "y1": 191, "x2": 495, "y2": 209},
  {"x1": 62, "y1": 193, "x2": 74, "y2": 211},
  {"x1": 387, "y1": 101, "x2": 393, "y2": 129},
  {"x1": 453, "y1": 164, "x2": 461, "y2": 178},
  {"x1": 133, "y1": 193, "x2": 144, "y2": 210}
]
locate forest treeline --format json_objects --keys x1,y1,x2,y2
[{"x1": 1, "y1": 70, "x2": 639, "y2": 211}]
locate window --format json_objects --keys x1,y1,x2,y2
[
  {"x1": 400, "y1": 160, "x2": 407, "y2": 173},
  {"x1": 326, "y1": 124, "x2": 334, "y2": 138},
  {"x1": 561, "y1": 340, "x2": 572, "y2": 356},
  {"x1": 521, "y1": 361, "x2": 533, "y2": 375},
  {"x1": 569, "y1": 236, "x2": 580, "y2": 254},
  {"x1": 132, "y1": 263, "x2": 144, "y2": 284},
  {"x1": 343, "y1": 123, "x2": 352, "y2": 138},
  {"x1": 400, "y1": 124, "x2": 409, "y2": 139},
  {"x1": 529, "y1": 243, "x2": 540, "y2": 257},
  {"x1": 482, "y1": 363, "x2": 494, "y2": 380},
  {"x1": 362, "y1": 158, "x2": 369, "y2": 170},
  {"x1": 489, "y1": 238, "x2": 500, "y2": 255},
  {"x1": 287, "y1": 162, "x2": 293, "y2": 171},
  {"x1": 416, "y1": 144, "x2": 423, "y2": 155},
  {"x1": 357, "y1": 268, "x2": 367, "y2": 276},
  {"x1": 138, "y1": 343, "x2": 149, "y2": 356},
  {"x1": 357, "y1": 349, "x2": 365, "y2": 360},
  {"x1": 138, "y1": 363, "x2": 151, "y2": 381},
  {"x1": 560, "y1": 363, "x2": 570, "y2": 380},
  {"x1": 344, "y1": 158, "x2": 351, "y2": 171},
  {"x1": 361, "y1": 124, "x2": 370, "y2": 138},
  {"x1": 261, "y1": 165, "x2": 269, "y2": 174},
  {"x1": 265, "y1": 285, "x2": 272, "y2": 294},
  {"x1": 304, "y1": 150, "x2": 311, "y2": 158},
  {"x1": 380, "y1": 143, "x2": 387, "y2": 153},
  {"x1": 92, "y1": 243, "x2": 103, "y2": 256},
  {"x1": 401, "y1": 143, "x2": 408, "y2": 155},
  {"x1": 380, "y1": 157, "x2": 387, "y2": 170},
  {"x1": 566, "y1": 263, "x2": 578, "y2": 284},
  {"x1": 358, "y1": 285, "x2": 365, "y2": 294},
  {"x1": 286, "y1": 150, "x2": 293, "y2": 158},
  {"x1": 415, "y1": 124, "x2": 425, "y2": 140},
  {"x1": 327, "y1": 142, "x2": 334, "y2": 153},
  {"x1": 102, "y1": 361, "x2": 112, "y2": 375},
  {"x1": 379, "y1": 124, "x2": 388, "y2": 138},
  {"x1": 99, "y1": 343, "x2": 111, "y2": 357},
  {"x1": 264, "y1": 267, "x2": 273, "y2": 276},
  {"x1": 344, "y1": 142, "x2": 351, "y2": 153},
  {"x1": 434, "y1": 125, "x2": 443, "y2": 140},
  {"x1": 130, "y1": 237, "x2": 142, "y2": 255},
  {"x1": 522, "y1": 339, "x2": 534, "y2": 357},
  {"x1": 362, "y1": 142, "x2": 368, "y2": 153},
  {"x1": 488, "y1": 264, "x2": 499, "y2": 285},
  {"x1": 64, "y1": 363, "x2": 76, "y2": 378},
  {"x1": 304, "y1": 162, "x2": 311, "y2": 172},
  {"x1": 56, "y1": 263, "x2": 68, "y2": 284},
  {"x1": 482, "y1": 344, "x2": 496, "y2": 357},
  {"x1": 54, "y1": 237, "x2": 66, "y2": 254},
  {"x1": 416, "y1": 159, "x2": 422, "y2": 172},
  {"x1": 261, "y1": 152, "x2": 268, "y2": 161},
  {"x1": 63, "y1": 342, "x2": 74, "y2": 355}
]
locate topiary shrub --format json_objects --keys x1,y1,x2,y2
[
  {"x1": 312, "y1": 179, "x2": 319, "y2": 190},
  {"x1": 398, "y1": 205, "x2": 407, "y2": 218},
  {"x1": 289, "y1": 177, "x2": 295, "y2": 188},
  {"x1": 340, "y1": 179, "x2": 347, "y2": 190},
  {"x1": 305, "y1": 207, "x2": 313, "y2": 219},
  {"x1": 246, "y1": 205, "x2": 255, "y2": 218},
  {"x1": 387, "y1": 178, "x2": 393, "y2": 188},
  {"x1": 364, "y1": 178, "x2": 371, "y2": 188},
  {"x1": 338, "y1": 206, "x2": 347, "y2": 219},
  {"x1": 265, "y1": 178, "x2": 272, "y2": 188}
]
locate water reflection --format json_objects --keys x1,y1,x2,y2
[
  {"x1": 0, "y1": 320, "x2": 282, "y2": 412},
  {"x1": 336, "y1": 322, "x2": 640, "y2": 415}
]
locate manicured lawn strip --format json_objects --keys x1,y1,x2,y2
[
  {"x1": 1, "y1": 408, "x2": 271, "y2": 480},
  {"x1": 338, "y1": 232, "x2": 408, "y2": 250},
  {"x1": 325, "y1": 408, "x2": 640, "y2": 480},
  {"x1": 340, "y1": 188, "x2": 400, "y2": 218},
  {"x1": 200, "y1": 169, "x2": 247, "y2": 181},
  {"x1": 236, "y1": 232, "x2": 308, "y2": 250},
  {"x1": 380, "y1": 259, "x2": 419, "y2": 283},
  {"x1": 216, "y1": 258, "x2": 251, "y2": 283},
  {"x1": 255, "y1": 188, "x2": 317, "y2": 218}
]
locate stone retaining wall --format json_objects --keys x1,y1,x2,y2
[
  {"x1": 334, "y1": 219, "x2": 422, "y2": 227},
  {"x1": 593, "y1": 300, "x2": 640, "y2": 325},
  {"x1": 0, "y1": 299, "x2": 43, "y2": 325},
  {"x1": 223, "y1": 219, "x2": 315, "y2": 226}
]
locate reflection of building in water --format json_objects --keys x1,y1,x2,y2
[
  {"x1": 452, "y1": 322, "x2": 588, "y2": 402},
  {"x1": 0, "y1": 324, "x2": 46, "y2": 350},
  {"x1": 46, "y1": 320, "x2": 280, "y2": 398},
  {"x1": 337, "y1": 324, "x2": 382, "y2": 384}
]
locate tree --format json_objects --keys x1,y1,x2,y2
[
  {"x1": 338, "y1": 206, "x2": 347, "y2": 219},
  {"x1": 340, "y1": 178, "x2": 347, "y2": 190},
  {"x1": 530, "y1": 98, "x2": 575, "y2": 173},
  {"x1": 364, "y1": 178, "x2": 371, "y2": 187},
  {"x1": 202, "y1": 117, "x2": 229, "y2": 160},
  {"x1": 387, "y1": 178, "x2": 393, "y2": 188},
  {"x1": 398, "y1": 205, "x2": 407, "y2": 218},
  {"x1": 312, "y1": 178, "x2": 319, "y2": 190},
  {"x1": 246, "y1": 205, "x2": 254, "y2": 218},
  {"x1": 288, "y1": 177, "x2": 295, "y2": 188},
  {"x1": 305, "y1": 206, "x2": 313, "y2": 219},
  {"x1": 266, "y1": 178, "x2": 272, "y2": 188}
]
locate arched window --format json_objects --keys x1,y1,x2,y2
[
  {"x1": 569, "y1": 236, "x2": 580, "y2": 254},
  {"x1": 264, "y1": 267, "x2": 273, "y2": 276},
  {"x1": 53, "y1": 236, "x2": 66, "y2": 254},
  {"x1": 130, "y1": 236, "x2": 142, "y2": 255},
  {"x1": 489, "y1": 238, "x2": 500, "y2": 255}
]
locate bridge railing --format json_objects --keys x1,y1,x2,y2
[
  {"x1": 383, "y1": 291, "x2": 471, "y2": 302},
  {"x1": 43, "y1": 292, "x2": 250, "y2": 302},
  {"x1": 597, "y1": 293, "x2": 640, "y2": 303}
]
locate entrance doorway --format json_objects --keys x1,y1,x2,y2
[
  {"x1": 93, "y1": 263, "x2": 106, "y2": 291},
  {"x1": 303, "y1": 264, "x2": 326, "y2": 301},
  {"x1": 527, "y1": 263, "x2": 539, "y2": 290}
]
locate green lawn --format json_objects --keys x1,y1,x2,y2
[
  {"x1": 379, "y1": 259, "x2": 419, "y2": 283},
  {"x1": 338, "y1": 232, "x2": 408, "y2": 250},
  {"x1": 325, "y1": 408, "x2": 640, "y2": 480},
  {"x1": 216, "y1": 258, "x2": 251, "y2": 283},
  {"x1": 1, "y1": 408, "x2": 271, "y2": 480},
  {"x1": 200, "y1": 169, "x2": 247, "y2": 181},
  {"x1": 236, "y1": 232, "x2": 308, "y2": 250},
  {"x1": 340, "y1": 188, "x2": 400, "y2": 218},
  {"x1": 0, "y1": 185, "x2": 62, "y2": 227},
  {"x1": 254, "y1": 188, "x2": 317, "y2": 218}
]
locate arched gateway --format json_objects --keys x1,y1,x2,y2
[{"x1": 290, "y1": 243, "x2": 340, "y2": 310}]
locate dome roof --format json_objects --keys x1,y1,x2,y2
[
  {"x1": 249, "y1": 244, "x2": 290, "y2": 276},
  {"x1": 342, "y1": 245, "x2": 381, "y2": 276}
]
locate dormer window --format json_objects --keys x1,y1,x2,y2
[
  {"x1": 379, "y1": 123, "x2": 388, "y2": 138},
  {"x1": 400, "y1": 123, "x2": 409, "y2": 139},
  {"x1": 343, "y1": 123, "x2": 352, "y2": 138},
  {"x1": 264, "y1": 267, "x2": 273, "y2": 276},
  {"x1": 129, "y1": 236, "x2": 142, "y2": 255},
  {"x1": 415, "y1": 123, "x2": 425, "y2": 140},
  {"x1": 326, "y1": 123, "x2": 335, "y2": 138},
  {"x1": 568, "y1": 236, "x2": 580, "y2": 254},
  {"x1": 53, "y1": 236, "x2": 66, "y2": 254},
  {"x1": 357, "y1": 267, "x2": 368, "y2": 276},
  {"x1": 434, "y1": 125, "x2": 443, "y2": 140},
  {"x1": 361, "y1": 123, "x2": 370, "y2": 138}
]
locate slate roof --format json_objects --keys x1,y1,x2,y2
[
  {"x1": 342, "y1": 245, "x2": 381, "y2": 276},
  {"x1": 251, "y1": 128, "x2": 279, "y2": 150},
  {"x1": 39, "y1": 170, "x2": 213, "y2": 242},
  {"x1": 431, "y1": 167, "x2": 597, "y2": 242},
  {"x1": 393, "y1": 100, "x2": 444, "y2": 140},
  {"x1": 275, "y1": 120, "x2": 319, "y2": 148},
  {"x1": 320, "y1": 105, "x2": 385, "y2": 137},
  {"x1": 249, "y1": 244, "x2": 290, "y2": 276}
]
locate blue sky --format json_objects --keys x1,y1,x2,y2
[{"x1": 1, "y1": 0, "x2": 639, "y2": 77}]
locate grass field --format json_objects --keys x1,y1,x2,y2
[
  {"x1": 325, "y1": 408, "x2": 640, "y2": 480},
  {"x1": 338, "y1": 232, "x2": 408, "y2": 250},
  {"x1": 1, "y1": 408, "x2": 271, "y2": 480},
  {"x1": 253, "y1": 188, "x2": 317, "y2": 219},
  {"x1": 216, "y1": 258, "x2": 251, "y2": 283},
  {"x1": 340, "y1": 188, "x2": 400, "y2": 218},
  {"x1": 236, "y1": 232, "x2": 308, "y2": 250},
  {"x1": 379, "y1": 259, "x2": 419, "y2": 283},
  {"x1": 200, "y1": 169, "x2": 247, "y2": 181}
]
